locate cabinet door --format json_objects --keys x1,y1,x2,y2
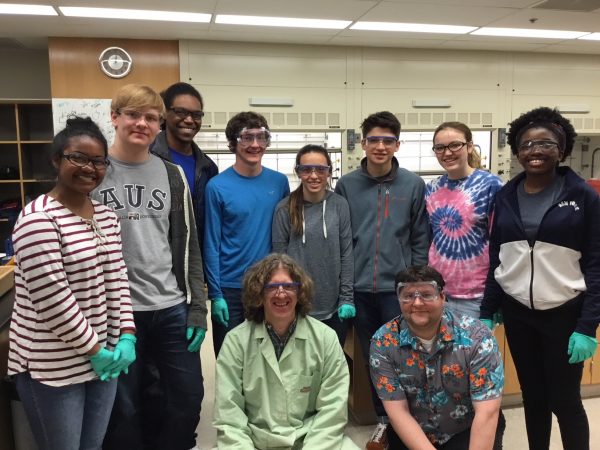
[
  {"x1": 495, "y1": 325, "x2": 521, "y2": 395},
  {"x1": 589, "y1": 328, "x2": 600, "y2": 385}
]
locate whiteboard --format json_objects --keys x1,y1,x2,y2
[{"x1": 52, "y1": 98, "x2": 114, "y2": 144}]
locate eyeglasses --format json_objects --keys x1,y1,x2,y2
[
  {"x1": 518, "y1": 140, "x2": 559, "y2": 154},
  {"x1": 168, "y1": 107, "x2": 204, "y2": 121},
  {"x1": 396, "y1": 281, "x2": 441, "y2": 304},
  {"x1": 117, "y1": 109, "x2": 161, "y2": 125},
  {"x1": 364, "y1": 136, "x2": 398, "y2": 147},
  {"x1": 62, "y1": 152, "x2": 110, "y2": 169},
  {"x1": 296, "y1": 165, "x2": 331, "y2": 177},
  {"x1": 264, "y1": 282, "x2": 300, "y2": 295},
  {"x1": 432, "y1": 141, "x2": 468, "y2": 154},
  {"x1": 237, "y1": 132, "x2": 270, "y2": 147}
]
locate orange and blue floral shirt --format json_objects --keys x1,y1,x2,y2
[{"x1": 369, "y1": 310, "x2": 504, "y2": 445}]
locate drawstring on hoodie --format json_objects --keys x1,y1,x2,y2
[{"x1": 302, "y1": 198, "x2": 327, "y2": 244}]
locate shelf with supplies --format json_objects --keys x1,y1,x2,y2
[{"x1": 0, "y1": 101, "x2": 53, "y2": 247}]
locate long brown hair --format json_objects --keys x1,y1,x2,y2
[
  {"x1": 433, "y1": 121, "x2": 482, "y2": 169},
  {"x1": 289, "y1": 145, "x2": 333, "y2": 235}
]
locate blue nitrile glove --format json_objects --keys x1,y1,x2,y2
[
  {"x1": 186, "y1": 327, "x2": 206, "y2": 352},
  {"x1": 211, "y1": 297, "x2": 229, "y2": 327},
  {"x1": 338, "y1": 304, "x2": 356, "y2": 321},
  {"x1": 568, "y1": 332, "x2": 598, "y2": 364},
  {"x1": 89, "y1": 347, "x2": 115, "y2": 381},
  {"x1": 481, "y1": 319, "x2": 494, "y2": 330},
  {"x1": 106, "y1": 334, "x2": 137, "y2": 378},
  {"x1": 493, "y1": 310, "x2": 503, "y2": 326}
]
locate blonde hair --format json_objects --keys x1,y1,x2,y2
[
  {"x1": 111, "y1": 84, "x2": 165, "y2": 116},
  {"x1": 433, "y1": 121, "x2": 482, "y2": 169}
]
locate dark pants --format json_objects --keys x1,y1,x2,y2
[
  {"x1": 103, "y1": 302, "x2": 204, "y2": 450},
  {"x1": 212, "y1": 287, "x2": 246, "y2": 356},
  {"x1": 321, "y1": 313, "x2": 350, "y2": 346},
  {"x1": 354, "y1": 291, "x2": 401, "y2": 417},
  {"x1": 503, "y1": 295, "x2": 589, "y2": 450},
  {"x1": 388, "y1": 413, "x2": 505, "y2": 450}
]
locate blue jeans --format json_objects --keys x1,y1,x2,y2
[
  {"x1": 445, "y1": 295, "x2": 482, "y2": 319},
  {"x1": 103, "y1": 301, "x2": 204, "y2": 450},
  {"x1": 354, "y1": 291, "x2": 401, "y2": 418},
  {"x1": 212, "y1": 287, "x2": 246, "y2": 356},
  {"x1": 15, "y1": 372, "x2": 117, "y2": 450}
]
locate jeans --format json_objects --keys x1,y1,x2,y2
[
  {"x1": 321, "y1": 313, "x2": 350, "y2": 346},
  {"x1": 212, "y1": 287, "x2": 246, "y2": 356},
  {"x1": 502, "y1": 295, "x2": 589, "y2": 450},
  {"x1": 354, "y1": 291, "x2": 401, "y2": 418},
  {"x1": 15, "y1": 372, "x2": 117, "y2": 450},
  {"x1": 103, "y1": 301, "x2": 204, "y2": 450},
  {"x1": 445, "y1": 295, "x2": 482, "y2": 319}
]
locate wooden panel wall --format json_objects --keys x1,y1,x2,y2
[{"x1": 48, "y1": 37, "x2": 179, "y2": 99}]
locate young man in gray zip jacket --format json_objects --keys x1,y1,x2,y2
[{"x1": 335, "y1": 111, "x2": 429, "y2": 447}]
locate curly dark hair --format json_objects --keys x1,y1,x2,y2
[
  {"x1": 242, "y1": 253, "x2": 313, "y2": 323},
  {"x1": 507, "y1": 106, "x2": 576, "y2": 162},
  {"x1": 161, "y1": 82, "x2": 204, "y2": 110},
  {"x1": 225, "y1": 111, "x2": 270, "y2": 153},
  {"x1": 52, "y1": 116, "x2": 108, "y2": 160},
  {"x1": 361, "y1": 111, "x2": 401, "y2": 138}
]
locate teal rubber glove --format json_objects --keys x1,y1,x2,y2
[
  {"x1": 211, "y1": 297, "x2": 229, "y2": 327},
  {"x1": 186, "y1": 327, "x2": 206, "y2": 352},
  {"x1": 89, "y1": 347, "x2": 115, "y2": 381},
  {"x1": 568, "y1": 332, "x2": 598, "y2": 364},
  {"x1": 481, "y1": 319, "x2": 494, "y2": 330},
  {"x1": 107, "y1": 334, "x2": 137, "y2": 378},
  {"x1": 338, "y1": 304, "x2": 356, "y2": 321}
]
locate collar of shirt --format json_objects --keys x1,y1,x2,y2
[
  {"x1": 266, "y1": 317, "x2": 298, "y2": 360},
  {"x1": 397, "y1": 310, "x2": 456, "y2": 352}
]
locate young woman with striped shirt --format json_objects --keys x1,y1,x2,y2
[{"x1": 7, "y1": 117, "x2": 136, "y2": 450}]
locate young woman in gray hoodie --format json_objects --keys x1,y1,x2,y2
[{"x1": 272, "y1": 145, "x2": 355, "y2": 345}]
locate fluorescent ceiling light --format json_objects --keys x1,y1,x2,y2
[
  {"x1": 351, "y1": 22, "x2": 476, "y2": 34},
  {"x1": 59, "y1": 7, "x2": 211, "y2": 23},
  {"x1": 0, "y1": 3, "x2": 57, "y2": 15},
  {"x1": 216, "y1": 14, "x2": 351, "y2": 29},
  {"x1": 471, "y1": 27, "x2": 587, "y2": 39},
  {"x1": 578, "y1": 33, "x2": 600, "y2": 40}
]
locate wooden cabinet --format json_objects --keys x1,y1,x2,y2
[
  {"x1": 344, "y1": 325, "x2": 376, "y2": 425},
  {"x1": 0, "y1": 102, "x2": 54, "y2": 246}
]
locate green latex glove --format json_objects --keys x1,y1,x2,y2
[
  {"x1": 89, "y1": 347, "x2": 115, "y2": 381},
  {"x1": 106, "y1": 334, "x2": 137, "y2": 378},
  {"x1": 568, "y1": 332, "x2": 598, "y2": 364},
  {"x1": 211, "y1": 297, "x2": 229, "y2": 327},
  {"x1": 338, "y1": 304, "x2": 356, "y2": 321},
  {"x1": 481, "y1": 319, "x2": 494, "y2": 330},
  {"x1": 186, "y1": 327, "x2": 206, "y2": 352},
  {"x1": 493, "y1": 310, "x2": 503, "y2": 326}
]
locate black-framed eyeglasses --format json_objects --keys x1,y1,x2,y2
[
  {"x1": 295, "y1": 165, "x2": 331, "y2": 177},
  {"x1": 62, "y1": 152, "x2": 110, "y2": 169},
  {"x1": 364, "y1": 136, "x2": 398, "y2": 147},
  {"x1": 264, "y1": 282, "x2": 300, "y2": 295},
  {"x1": 168, "y1": 107, "x2": 205, "y2": 121},
  {"x1": 517, "y1": 140, "x2": 559, "y2": 154},
  {"x1": 432, "y1": 141, "x2": 468, "y2": 154}
]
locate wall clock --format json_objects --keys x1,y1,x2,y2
[{"x1": 99, "y1": 47, "x2": 133, "y2": 79}]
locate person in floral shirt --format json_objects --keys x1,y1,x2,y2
[{"x1": 369, "y1": 266, "x2": 503, "y2": 449}]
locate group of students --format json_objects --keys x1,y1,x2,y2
[{"x1": 5, "y1": 78, "x2": 599, "y2": 450}]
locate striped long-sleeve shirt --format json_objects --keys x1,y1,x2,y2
[{"x1": 8, "y1": 195, "x2": 135, "y2": 386}]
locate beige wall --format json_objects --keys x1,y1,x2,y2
[{"x1": 0, "y1": 49, "x2": 50, "y2": 100}]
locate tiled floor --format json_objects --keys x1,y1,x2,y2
[{"x1": 197, "y1": 321, "x2": 600, "y2": 449}]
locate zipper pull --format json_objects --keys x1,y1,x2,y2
[{"x1": 385, "y1": 187, "x2": 390, "y2": 218}]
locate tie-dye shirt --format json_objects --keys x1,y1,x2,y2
[
  {"x1": 369, "y1": 310, "x2": 504, "y2": 445},
  {"x1": 426, "y1": 170, "x2": 503, "y2": 298}
]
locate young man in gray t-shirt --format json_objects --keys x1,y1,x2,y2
[{"x1": 92, "y1": 84, "x2": 207, "y2": 450}]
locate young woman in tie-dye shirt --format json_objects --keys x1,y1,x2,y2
[{"x1": 425, "y1": 122, "x2": 503, "y2": 318}]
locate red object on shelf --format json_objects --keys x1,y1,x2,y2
[{"x1": 587, "y1": 179, "x2": 600, "y2": 194}]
